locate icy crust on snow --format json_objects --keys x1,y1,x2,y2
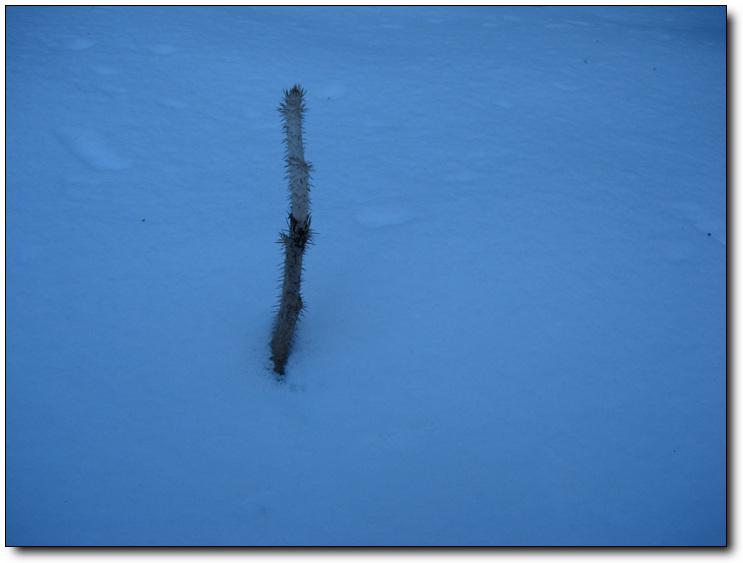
[{"x1": 5, "y1": 6, "x2": 726, "y2": 546}]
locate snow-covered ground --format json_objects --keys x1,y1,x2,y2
[{"x1": 5, "y1": 6, "x2": 726, "y2": 546}]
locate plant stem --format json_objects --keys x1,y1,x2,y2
[{"x1": 271, "y1": 85, "x2": 312, "y2": 376}]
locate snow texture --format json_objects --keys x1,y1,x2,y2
[{"x1": 5, "y1": 6, "x2": 726, "y2": 546}]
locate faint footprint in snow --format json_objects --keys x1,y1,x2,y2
[{"x1": 58, "y1": 128, "x2": 130, "y2": 171}]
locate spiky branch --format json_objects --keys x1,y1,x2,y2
[{"x1": 271, "y1": 85, "x2": 312, "y2": 376}]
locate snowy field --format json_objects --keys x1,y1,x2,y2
[{"x1": 5, "y1": 6, "x2": 726, "y2": 546}]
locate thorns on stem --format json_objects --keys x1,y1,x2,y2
[{"x1": 270, "y1": 85, "x2": 312, "y2": 376}]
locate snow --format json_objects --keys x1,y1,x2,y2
[{"x1": 4, "y1": 5, "x2": 726, "y2": 546}]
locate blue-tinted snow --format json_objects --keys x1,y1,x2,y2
[{"x1": 5, "y1": 6, "x2": 726, "y2": 546}]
